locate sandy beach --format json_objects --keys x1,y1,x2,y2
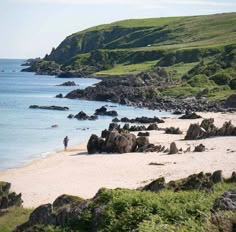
[{"x1": 0, "y1": 112, "x2": 235, "y2": 208}]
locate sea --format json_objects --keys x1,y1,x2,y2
[{"x1": 0, "y1": 59, "x2": 171, "y2": 170}]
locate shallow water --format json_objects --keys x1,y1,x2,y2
[{"x1": 0, "y1": 59, "x2": 171, "y2": 170}]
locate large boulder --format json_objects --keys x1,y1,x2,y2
[
  {"x1": 217, "y1": 121, "x2": 236, "y2": 136},
  {"x1": 29, "y1": 105, "x2": 69, "y2": 111},
  {"x1": 87, "y1": 134, "x2": 104, "y2": 154},
  {"x1": 194, "y1": 144, "x2": 206, "y2": 152},
  {"x1": 169, "y1": 142, "x2": 178, "y2": 154},
  {"x1": 95, "y1": 106, "x2": 118, "y2": 117},
  {"x1": 143, "y1": 177, "x2": 166, "y2": 192},
  {"x1": 74, "y1": 111, "x2": 97, "y2": 121},
  {"x1": 179, "y1": 112, "x2": 202, "y2": 119},
  {"x1": 136, "y1": 136, "x2": 149, "y2": 149},
  {"x1": 58, "y1": 81, "x2": 76, "y2": 86},
  {"x1": 185, "y1": 123, "x2": 207, "y2": 140}
]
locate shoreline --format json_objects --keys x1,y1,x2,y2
[{"x1": 0, "y1": 111, "x2": 236, "y2": 208}]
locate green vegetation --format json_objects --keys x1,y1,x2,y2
[{"x1": 0, "y1": 207, "x2": 33, "y2": 232}]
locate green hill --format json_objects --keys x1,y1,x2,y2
[{"x1": 26, "y1": 12, "x2": 236, "y2": 100}]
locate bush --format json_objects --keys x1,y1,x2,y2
[
  {"x1": 187, "y1": 74, "x2": 214, "y2": 88},
  {"x1": 210, "y1": 72, "x2": 232, "y2": 85},
  {"x1": 229, "y1": 78, "x2": 236, "y2": 90}
]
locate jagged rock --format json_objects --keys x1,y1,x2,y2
[
  {"x1": 147, "y1": 123, "x2": 158, "y2": 130},
  {"x1": 169, "y1": 142, "x2": 178, "y2": 154},
  {"x1": 194, "y1": 144, "x2": 206, "y2": 152},
  {"x1": 123, "y1": 124, "x2": 130, "y2": 130},
  {"x1": 101, "y1": 129, "x2": 110, "y2": 139},
  {"x1": 185, "y1": 123, "x2": 207, "y2": 140},
  {"x1": 129, "y1": 125, "x2": 146, "y2": 131},
  {"x1": 87, "y1": 134, "x2": 104, "y2": 154},
  {"x1": 55, "y1": 93, "x2": 63, "y2": 98},
  {"x1": 58, "y1": 81, "x2": 76, "y2": 86},
  {"x1": 165, "y1": 127, "x2": 182, "y2": 134},
  {"x1": 108, "y1": 123, "x2": 120, "y2": 131},
  {"x1": 29, "y1": 105, "x2": 69, "y2": 111},
  {"x1": 211, "y1": 170, "x2": 223, "y2": 184},
  {"x1": 179, "y1": 112, "x2": 202, "y2": 119},
  {"x1": 200, "y1": 118, "x2": 217, "y2": 137},
  {"x1": 67, "y1": 114, "x2": 74, "y2": 119},
  {"x1": 95, "y1": 106, "x2": 118, "y2": 117},
  {"x1": 53, "y1": 194, "x2": 83, "y2": 208},
  {"x1": 112, "y1": 117, "x2": 120, "y2": 122},
  {"x1": 137, "y1": 132, "x2": 150, "y2": 136},
  {"x1": 143, "y1": 177, "x2": 166, "y2": 192},
  {"x1": 136, "y1": 136, "x2": 149, "y2": 148},
  {"x1": 217, "y1": 121, "x2": 236, "y2": 136},
  {"x1": 74, "y1": 111, "x2": 97, "y2": 120},
  {"x1": 213, "y1": 189, "x2": 236, "y2": 211},
  {"x1": 120, "y1": 116, "x2": 164, "y2": 124}
]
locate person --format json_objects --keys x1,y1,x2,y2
[{"x1": 63, "y1": 136, "x2": 69, "y2": 150}]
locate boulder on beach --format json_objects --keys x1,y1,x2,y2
[
  {"x1": 169, "y1": 142, "x2": 178, "y2": 154},
  {"x1": 179, "y1": 112, "x2": 202, "y2": 120}
]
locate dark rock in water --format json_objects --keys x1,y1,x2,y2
[
  {"x1": 194, "y1": 144, "x2": 206, "y2": 152},
  {"x1": 147, "y1": 123, "x2": 158, "y2": 130},
  {"x1": 179, "y1": 112, "x2": 202, "y2": 119},
  {"x1": 185, "y1": 123, "x2": 206, "y2": 140},
  {"x1": 213, "y1": 189, "x2": 236, "y2": 211},
  {"x1": 120, "y1": 116, "x2": 164, "y2": 124},
  {"x1": 211, "y1": 170, "x2": 223, "y2": 184},
  {"x1": 51, "y1": 124, "x2": 58, "y2": 128},
  {"x1": 137, "y1": 132, "x2": 150, "y2": 137},
  {"x1": 123, "y1": 124, "x2": 130, "y2": 131},
  {"x1": 136, "y1": 136, "x2": 149, "y2": 148},
  {"x1": 87, "y1": 134, "x2": 104, "y2": 154},
  {"x1": 225, "y1": 94, "x2": 236, "y2": 108},
  {"x1": 95, "y1": 106, "x2": 118, "y2": 117},
  {"x1": 55, "y1": 93, "x2": 63, "y2": 98},
  {"x1": 74, "y1": 111, "x2": 97, "y2": 120},
  {"x1": 58, "y1": 81, "x2": 76, "y2": 86},
  {"x1": 165, "y1": 127, "x2": 182, "y2": 134},
  {"x1": 169, "y1": 142, "x2": 178, "y2": 154},
  {"x1": 143, "y1": 177, "x2": 166, "y2": 192},
  {"x1": 67, "y1": 114, "x2": 74, "y2": 119},
  {"x1": 112, "y1": 117, "x2": 120, "y2": 122},
  {"x1": 0, "y1": 181, "x2": 23, "y2": 209},
  {"x1": 29, "y1": 105, "x2": 69, "y2": 111}
]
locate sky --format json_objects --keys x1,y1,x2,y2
[{"x1": 0, "y1": 0, "x2": 236, "y2": 58}]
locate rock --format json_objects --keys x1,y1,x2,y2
[
  {"x1": 112, "y1": 118, "x2": 120, "y2": 122},
  {"x1": 213, "y1": 189, "x2": 236, "y2": 211},
  {"x1": 120, "y1": 116, "x2": 164, "y2": 124},
  {"x1": 87, "y1": 134, "x2": 104, "y2": 154},
  {"x1": 137, "y1": 132, "x2": 150, "y2": 136},
  {"x1": 165, "y1": 127, "x2": 182, "y2": 134},
  {"x1": 29, "y1": 105, "x2": 69, "y2": 111},
  {"x1": 211, "y1": 170, "x2": 223, "y2": 184},
  {"x1": 172, "y1": 110, "x2": 183, "y2": 115},
  {"x1": 225, "y1": 94, "x2": 236, "y2": 108},
  {"x1": 101, "y1": 129, "x2": 110, "y2": 139},
  {"x1": 123, "y1": 124, "x2": 130, "y2": 130},
  {"x1": 74, "y1": 111, "x2": 97, "y2": 120},
  {"x1": 179, "y1": 112, "x2": 202, "y2": 119},
  {"x1": 95, "y1": 106, "x2": 118, "y2": 117},
  {"x1": 136, "y1": 136, "x2": 149, "y2": 148},
  {"x1": 55, "y1": 93, "x2": 63, "y2": 98},
  {"x1": 143, "y1": 177, "x2": 166, "y2": 192},
  {"x1": 108, "y1": 123, "x2": 120, "y2": 131},
  {"x1": 200, "y1": 118, "x2": 217, "y2": 137},
  {"x1": 58, "y1": 81, "x2": 76, "y2": 86},
  {"x1": 51, "y1": 124, "x2": 58, "y2": 128},
  {"x1": 67, "y1": 114, "x2": 74, "y2": 119},
  {"x1": 147, "y1": 123, "x2": 158, "y2": 130},
  {"x1": 169, "y1": 142, "x2": 178, "y2": 154},
  {"x1": 194, "y1": 144, "x2": 206, "y2": 152},
  {"x1": 53, "y1": 194, "x2": 83, "y2": 209},
  {"x1": 217, "y1": 121, "x2": 236, "y2": 136},
  {"x1": 129, "y1": 125, "x2": 146, "y2": 131},
  {"x1": 185, "y1": 123, "x2": 207, "y2": 140}
]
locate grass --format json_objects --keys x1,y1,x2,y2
[
  {"x1": 0, "y1": 207, "x2": 33, "y2": 232},
  {"x1": 95, "y1": 60, "x2": 158, "y2": 76}
]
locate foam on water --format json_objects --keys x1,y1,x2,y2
[{"x1": 0, "y1": 59, "x2": 171, "y2": 170}]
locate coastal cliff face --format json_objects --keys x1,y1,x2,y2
[{"x1": 23, "y1": 13, "x2": 236, "y2": 102}]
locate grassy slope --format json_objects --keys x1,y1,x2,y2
[{"x1": 0, "y1": 207, "x2": 33, "y2": 232}]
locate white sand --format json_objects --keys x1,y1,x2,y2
[{"x1": 0, "y1": 112, "x2": 235, "y2": 208}]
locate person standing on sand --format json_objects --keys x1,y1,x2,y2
[{"x1": 63, "y1": 136, "x2": 69, "y2": 150}]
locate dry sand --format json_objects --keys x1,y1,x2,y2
[{"x1": 0, "y1": 112, "x2": 235, "y2": 208}]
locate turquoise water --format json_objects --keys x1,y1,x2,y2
[{"x1": 0, "y1": 59, "x2": 171, "y2": 170}]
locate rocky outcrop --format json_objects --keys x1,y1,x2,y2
[
  {"x1": 137, "y1": 132, "x2": 150, "y2": 137},
  {"x1": 119, "y1": 116, "x2": 164, "y2": 124},
  {"x1": 0, "y1": 181, "x2": 23, "y2": 210},
  {"x1": 94, "y1": 106, "x2": 118, "y2": 117},
  {"x1": 58, "y1": 81, "x2": 76, "y2": 86},
  {"x1": 74, "y1": 111, "x2": 97, "y2": 120},
  {"x1": 55, "y1": 93, "x2": 63, "y2": 98},
  {"x1": 185, "y1": 119, "x2": 236, "y2": 140},
  {"x1": 15, "y1": 194, "x2": 86, "y2": 232},
  {"x1": 29, "y1": 105, "x2": 69, "y2": 111}
]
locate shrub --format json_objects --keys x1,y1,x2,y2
[
  {"x1": 229, "y1": 79, "x2": 236, "y2": 90},
  {"x1": 210, "y1": 72, "x2": 232, "y2": 85}
]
